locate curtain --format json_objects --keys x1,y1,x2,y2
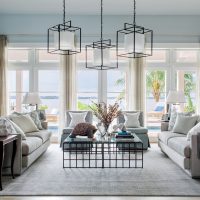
[
  {"x1": 0, "y1": 35, "x2": 8, "y2": 116},
  {"x1": 59, "y1": 54, "x2": 77, "y2": 134},
  {"x1": 128, "y1": 58, "x2": 146, "y2": 112}
]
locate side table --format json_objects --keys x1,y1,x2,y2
[{"x1": 0, "y1": 135, "x2": 17, "y2": 191}]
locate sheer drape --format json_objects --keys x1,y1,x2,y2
[
  {"x1": 0, "y1": 35, "x2": 8, "y2": 116},
  {"x1": 128, "y1": 58, "x2": 146, "y2": 112},
  {"x1": 59, "y1": 55, "x2": 77, "y2": 134}
]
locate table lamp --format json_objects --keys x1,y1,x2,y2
[{"x1": 22, "y1": 93, "x2": 42, "y2": 110}]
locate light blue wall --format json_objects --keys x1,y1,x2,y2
[{"x1": 0, "y1": 14, "x2": 200, "y2": 44}]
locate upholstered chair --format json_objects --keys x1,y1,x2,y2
[
  {"x1": 60, "y1": 111, "x2": 93, "y2": 147},
  {"x1": 117, "y1": 111, "x2": 150, "y2": 150}
]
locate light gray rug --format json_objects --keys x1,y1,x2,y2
[{"x1": 1, "y1": 144, "x2": 200, "y2": 196}]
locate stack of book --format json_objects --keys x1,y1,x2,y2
[{"x1": 115, "y1": 131, "x2": 134, "y2": 138}]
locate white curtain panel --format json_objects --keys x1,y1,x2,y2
[
  {"x1": 0, "y1": 35, "x2": 8, "y2": 116},
  {"x1": 128, "y1": 57, "x2": 146, "y2": 113},
  {"x1": 59, "y1": 55, "x2": 77, "y2": 135}
]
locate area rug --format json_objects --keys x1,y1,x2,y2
[{"x1": 1, "y1": 144, "x2": 200, "y2": 196}]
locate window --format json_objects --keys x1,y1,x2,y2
[
  {"x1": 175, "y1": 50, "x2": 198, "y2": 63},
  {"x1": 8, "y1": 49, "x2": 29, "y2": 63},
  {"x1": 77, "y1": 70, "x2": 98, "y2": 110},
  {"x1": 8, "y1": 70, "x2": 29, "y2": 112},
  {"x1": 146, "y1": 50, "x2": 166, "y2": 63},
  {"x1": 145, "y1": 70, "x2": 166, "y2": 137},
  {"x1": 8, "y1": 48, "x2": 60, "y2": 137},
  {"x1": 76, "y1": 48, "x2": 129, "y2": 110},
  {"x1": 107, "y1": 71, "x2": 127, "y2": 109},
  {"x1": 176, "y1": 71, "x2": 197, "y2": 112}
]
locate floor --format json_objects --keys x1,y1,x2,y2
[{"x1": 1, "y1": 197, "x2": 200, "y2": 200}]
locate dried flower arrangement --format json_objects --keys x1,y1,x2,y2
[{"x1": 89, "y1": 101, "x2": 122, "y2": 136}]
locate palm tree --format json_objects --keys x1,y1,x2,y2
[{"x1": 146, "y1": 71, "x2": 165, "y2": 102}]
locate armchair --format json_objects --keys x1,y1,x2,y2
[
  {"x1": 117, "y1": 111, "x2": 150, "y2": 149},
  {"x1": 60, "y1": 111, "x2": 93, "y2": 147}
]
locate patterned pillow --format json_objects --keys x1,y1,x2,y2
[
  {"x1": 0, "y1": 117, "x2": 17, "y2": 136},
  {"x1": 72, "y1": 123, "x2": 97, "y2": 138},
  {"x1": 29, "y1": 111, "x2": 43, "y2": 130}
]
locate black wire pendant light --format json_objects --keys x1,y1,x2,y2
[
  {"x1": 116, "y1": 0, "x2": 153, "y2": 62},
  {"x1": 85, "y1": 0, "x2": 117, "y2": 70},
  {"x1": 47, "y1": 0, "x2": 81, "y2": 55}
]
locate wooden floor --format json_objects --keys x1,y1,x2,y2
[{"x1": 1, "y1": 197, "x2": 200, "y2": 200}]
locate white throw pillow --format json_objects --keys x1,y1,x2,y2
[
  {"x1": 187, "y1": 122, "x2": 200, "y2": 141},
  {"x1": 172, "y1": 115, "x2": 198, "y2": 135},
  {"x1": 69, "y1": 112, "x2": 87, "y2": 128},
  {"x1": 10, "y1": 114, "x2": 39, "y2": 133},
  {"x1": 124, "y1": 112, "x2": 140, "y2": 128}
]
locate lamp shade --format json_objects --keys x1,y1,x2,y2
[
  {"x1": 166, "y1": 90, "x2": 186, "y2": 104},
  {"x1": 22, "y1": 93, "x2": 42, "y2": 105},
  {"x1": 93, "y1": 48, "x2": 110, "y2": 66},
  {"x1": 124, "y1": 32, "x2": 145, "y2": 53},
  {"x1": 54, "y1": 30, "x2": 75, "y2": 50}
]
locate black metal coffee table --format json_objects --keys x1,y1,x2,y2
[{"x1": 63, "y1": 133, "x2": 143, "y2": 168}]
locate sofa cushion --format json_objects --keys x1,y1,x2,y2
[
  {"x1": 22, "y1": 137, "x2": 43, "y2": 156},
  {"x1": 126, "y1": 127, "x2": 148, "y2": 134},
  {"x1": 26, "y1": 130, "x2": 52, "y2": 143},
  {"x1": 159, "y1": 131, "x2": 185, "y2": 145},
  {"x1": 172, "y1": 115, "x2": 198, "y2": 135},
  {"x1": 10, "y1": 114, "x2": 39, "y2": 133},
  {"x1": 168, "y1": 137, "x2": 191, "y2": 158}
]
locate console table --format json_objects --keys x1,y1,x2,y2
[
  {"x1": 0, "y1": 135, "x2": 17, "y2": 190},
  {"x1": 63, "y1": 133, "x2": 143, "y2": 168}
]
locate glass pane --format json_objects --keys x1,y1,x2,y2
[
  {"x1": 38, "y1": 70, "x2": 59, "y2": 92},
  {"x1": 38, "y1": 49, "x2": 59, "y2": 63},
  {"x1": 146, "y1": 70, "x2": 166, "y2": 136},
  {"x1": 8, "y1": 70, "x2": 29, "y2": 113},
  {"x1": 146, "y1": 50, "x2": 166, "y2": 63},
  {"x1": 77, "y1": 70, "x2": 98, "y2": 92},
  {"x1": 77, "y1": 70, "x2": 98, "y2": 110},
  {"x1": 107, "y1": 71, "x2": 126, "y2": 108},
  {"x1": 39, "y1": 93, "x2": 59, "y2": 135},
  {"x1": 8, "y1": 49, "x2": 29, "y2": 62},
  {"x1": 176, "y1": 71, "x2": 196, "y2": 112},
  {"x1": 176, "y1": 50, "x2": 197, "y2": 63}
]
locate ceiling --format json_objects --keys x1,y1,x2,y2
[{"x1": 0, "y1": 0, "x2": 200, "y2": 15}]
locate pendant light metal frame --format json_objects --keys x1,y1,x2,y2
[
  {"x1": 85, "y1": 0, "x2": 117, "y2": 70},
  {"x1": 47, "y1": 0, "x2": 81, "y2": 55},
  {"x1": 116, "y1": 0, "x2": 153, "y2": 62}
]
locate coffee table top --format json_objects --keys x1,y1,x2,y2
[{"x1": 64, "y1": 133, "x2": 143, "y2": 144}]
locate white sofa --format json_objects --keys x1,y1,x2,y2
[
  {"x1": 3, "y1": 112, "x2": 52, "y2": 175},
  {"x1": 159, "y1": 121, "x2": 200, "y2": 178}
]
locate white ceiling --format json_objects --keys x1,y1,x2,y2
[{"x1": 0, "y1": 0, "x2": 200, "y2": 15}]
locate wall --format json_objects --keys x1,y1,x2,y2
[{"x1": 0, "y1": 14, "x2": 200, "y2": 44}]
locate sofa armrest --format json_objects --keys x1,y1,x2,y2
[
  {"x1": 190, "y1": 133, "x2": 200, "y2": 177},
  {"x1": 41, "y1": 121, "x2": 48, "y2": 130},
  {"x1": 161, "y1": 121, "x2": 169, "y2": 131}
]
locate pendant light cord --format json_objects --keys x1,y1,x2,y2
[
  {"x1": 101, "y1": 0, "x2": 103, "y2": 41},
  {"x1": 63, "y1": 0, "x2": 66, "y2": 24},
  {"x1": 133, "y1": 0, "x2": 136, "y2": 25}
]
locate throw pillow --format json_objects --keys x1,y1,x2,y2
[
  {"x1": 72, "y1": 123, "x2": 97, "y2": 138},
  {"x1": 37, "y1": 110, "x2": 46, "y2": 121},
  {"x1": 0, "y1": 117, "x2": 17, "y2": 136},
  {"x1": 10, "y1": 114, "x2": 39, "y2": 134},
  {"x1": 168, "y1": 111, "x2": 191, "y2": 131},
  {"x1": 187, "y1": 122, "x2": 200, "y2": 141},
  {"x1": 172, "y1": 115, "x2": 198, "y2": 135},
  {"x1": 69, "y1": 112, "x2": 87, "y2": 128},
  {"x1": 29, "y1": 111, "x2": 43, "y2": 130},
  {"x1": 6, "y1": 118, "x2": 26, "y2": 140},
  {"x1": 124, "y1": 112, "x2": 140, "y2": 128}
]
